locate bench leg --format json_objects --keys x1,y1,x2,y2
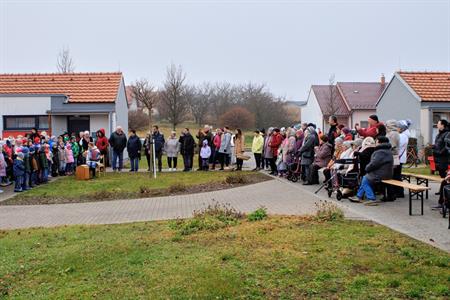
[
  {"x1": 416, "y1": 178, "x2": 429, "y2": 200},
  {"x1": 420, "y1": 191, "x2": 424, "y2": 215},
  {"x1": 409, "y1": 190, "x2": 412, "y2": 216}
]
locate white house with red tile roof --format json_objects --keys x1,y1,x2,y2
[
  {"x1": 0, "y1": 72, "x2": 128, "y2": 139},
  {"x1": 301, "y1": 75, "x2": 386, "y2": 131},
  {"x1": 377, "y1": 71, "x2": 450, "y2": 145}
]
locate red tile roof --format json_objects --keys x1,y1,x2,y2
[
  {"x1": 337, "y1": 82, "x2": 386, "y2": 109},
  {"x1": 398, "y1": 71, "x2": 450, "y2": 102},
  {"x1": 311, "y1": 85, "x2": 351, "y2": 116},
  {"x1": 0, "y1": 72, "x2": 123, "y2": 103}
]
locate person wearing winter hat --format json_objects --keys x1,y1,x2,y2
[
  {"x1": 13, "y1": 152, "x2": 25, "y2": 192},
  {"x1": 342, "y1": 128, "x2": 353, "y2": 141},
  {"x1": 200, "y1": 139, "x2": 212, "y2": 171},
  {"x1": 355, "y1": 114, "x2": 384, "y2": 138}
]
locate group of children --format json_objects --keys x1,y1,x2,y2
[{"x1": 0, "y1": 130, "x2": 101, "y2": 193}]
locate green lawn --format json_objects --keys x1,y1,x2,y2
[
  {"x1": 4, "y1": 171, "x2": 266, "y2": 205},
  {"x1": 0, "y1": 217, "x2": 449, "y2": 299},
  {"x1": 403, "y1": 165, "x2": 433, "y2": 176},
  {"x1": 124, "y1": 153, "x2": 200, "y2": 170}
]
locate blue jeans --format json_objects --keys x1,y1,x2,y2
[
  {"x1": 183, "y1": 154, "x2": 192, "y2": 170},
  {"x1": 22, "y1": 172, "x2": 30, "y2": 190},
  {"x1": 130, "y1": 158, "x2": 139, "y2": 171},
  {"x1": 112, "y1": 150, "x2": 124, "y2": 171},
  {"x1": 31, "y1": 171, "x2": 38, "y2": 186},
  {"x1": 14, "y1": 175, "x2": 23, "y2": 191},
  {"x1": 357, "y1": 176, "x2": 376, "y2": 200},
  {"x1": 41, "y1": 168, "x2": 48, "y2": 183}
]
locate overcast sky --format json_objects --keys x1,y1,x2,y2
[{"x1": 0, "y1": 0, "x2": 449, "y2": 100}]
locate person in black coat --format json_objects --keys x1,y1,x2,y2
[
  {"x1": 180, "y1": 128, "x2": 195, "y2": 171},
  {"x1": 127, "y1": 130, "x2": 142, "y2": 172},
  {"x1": 433, "y1": 119, "x2": 449, "y2": 178},
  {"x1": 327, "y1": 115, "x2": 338, "y2": 147},
  {"x1": 151, "y1": 126, "x2": 165, "y2": 172}
]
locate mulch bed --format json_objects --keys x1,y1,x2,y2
[{"x1": 1, "y1": 172, "x2": 272, "y2": 206}]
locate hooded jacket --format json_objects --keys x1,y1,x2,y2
[
  {"x1": 96, "y1": 129, "x2": 109, "y2": 153},
  {"x1": 299, "y1": 128, "x2": 317, "y2": 165},
  {"x1": 365, "y1": 142, "x2": 394, "y2": 185}
]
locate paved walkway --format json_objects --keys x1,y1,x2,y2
[{"x1": 0, "y1": 170, "x2": 449, "y2": 252}]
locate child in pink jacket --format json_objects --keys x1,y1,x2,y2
[{"x1": 65, "y1": 143, "x2": 74, "y2": 175}]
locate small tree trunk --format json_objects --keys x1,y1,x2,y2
[{"x1": 148, "y1": 113, "x2": 153, "y2": 133}]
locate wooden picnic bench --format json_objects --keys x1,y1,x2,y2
[
  {"x1": 401, "y1": 172, "x2": 444, "y2": 200},
  {"x1": 382, "y1": 179, "x2": 430, "y2": 216}
]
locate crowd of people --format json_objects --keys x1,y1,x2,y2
[
  {"x1": 251, "y1": 115, "x2": 450, "y2": 208},
  {"x1": 1, "y1": 116, "x2": 449, "y2": 211}
]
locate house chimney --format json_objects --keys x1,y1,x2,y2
[{"x1": 381, "y1": 73, "x2": 386, "y2": 86}]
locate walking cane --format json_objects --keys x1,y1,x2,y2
[{"x1": 152, "y1": 138, "x2": 157, "y2": 179}]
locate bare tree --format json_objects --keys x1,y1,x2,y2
[
  {"x1": 188, "y1": 83, "x2": 213, "y2": 126},
  {"x1": 159, "y1": 64, "x2": 191, "y2": 130},
  {"x1": 56, "y1": 47, "x2": 75, "y2": 73},
  {"x1": 325, "y1": 74, "x2": 340, "y2": 117},
  {"x1": 130, "y1": 79, "x2": 159, "y2": 131}
]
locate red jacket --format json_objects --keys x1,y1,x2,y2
[
  {"x1": 344, "y1": 133, "x2": 353, "y2": 141},
  {"x1": 213, "y1": 134, "x2": 221, "y2": 150},
  {"x1": 357, "y1": 122, "x2": 384, "y2": 138},
  {"x1": 269, "y1": 133, "x2": 283, "y2": 157},
  {"x1": 95, "y1": 128, "x2": 109, "y2": 152}
]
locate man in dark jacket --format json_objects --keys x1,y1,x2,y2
[
  {"x1": 109, "y1": 126, "x2": 127, "y2": 172},
  {"x1": 151, "y1": 125, "x2": 165, "y2": 172},
  {"x1": 433, "y1": 119, "x2": 449, "y2": 178},
  {"x1": 349, "y1": 136, "x2": 393, "y2": 205},
  {"x1": 127, "y1": 130, "x2": 142, "y2": 172},
  {"x1": 327, "y1": 115, "x2": 338, "y2": 147},
  {"x1": 180, "y1": 128, "x2": 195, "y2": 171}
]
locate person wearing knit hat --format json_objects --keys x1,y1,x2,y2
[
  {"x1": 355, "y1": 114, "x2": 384, "y2": 138},
  {"x1": 13, "y1": 152, "x2": 25, "y2": 192},
  {"x1": 342, "y1": 128, "x2": 353, "y2": 141}
]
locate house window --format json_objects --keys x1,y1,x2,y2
[
  {"x1": 360, "y1": 121, "x2": 369, "y2": 128},
  {"x1": 3, "y1": 115, "x2": 49, "y2": 130}
]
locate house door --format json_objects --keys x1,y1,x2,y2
[{"x1": 67, "y1": 116, "x2": 90, "y2": 135}]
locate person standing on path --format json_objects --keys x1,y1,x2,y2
[
  {"x1": 197, "y1": 125, "x2": 213, "y2": 171},
  {"x1": 152, "y1": 126, "x2": 165, "y2": 172},
  {"x1": 234, "y1": 129, "x2": 245, "y2": 171},
  {"x1": 252, "y1": 130, "x2": 264, "y2": 170},
  {"x1": 268, "y1": 128, "x2": 283, "y2": 175},
  {"x1": 218, "y1": 127, "x2": 232, "y2": 170},
  {"x1": 180, "y1": 128, "x2": 195, "y2": 172},
  {"x1": 108, "y1": 126, "x2": 127, "y2": 172},
  {"x1": 211, "y1": 128, "x2": 222, "y2": 170},
  {"x1": 165, "y1": 131, "x2": 180, "y2": 171},
  {"x1": 327, "y1": 115, "x2": 339, "y2": 147},
  {"x1": 433, "y1": 119, "x2": 449, "y2": 178},
  {"x1": 127, "y1": 130, "x2": 142, "y2": 172}
]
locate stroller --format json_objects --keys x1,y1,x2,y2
[
  {"x1": 315, "y1": 158, "x2": 359, "y2": 201},
  {"x1": 286, "y1": 156, "x2": 302, "y2": 182}
]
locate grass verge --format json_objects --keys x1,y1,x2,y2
[
  {"x1": 2, "y1": 171, "x2": 270, "y2": 205},
  {"x1": 0, "y1": 216, "x2": 448, "y2": 298}
]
